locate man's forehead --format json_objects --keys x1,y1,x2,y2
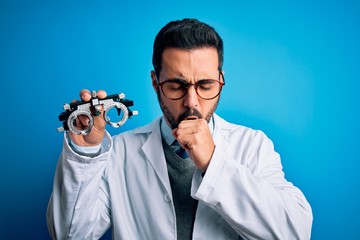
[{"x1": 160, "y1": 48, "x2": 219, "y2": 77}]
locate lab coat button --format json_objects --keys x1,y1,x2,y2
[{"x1": 163, "y1": 193, "x2": 171, "y2": 203}]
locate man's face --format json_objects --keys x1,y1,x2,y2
[{"x1": 152, "y1": 47, "x2": 223, "y2": 129}]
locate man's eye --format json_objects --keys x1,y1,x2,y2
[
  {"x1": 198, "y1": 80, "x2": 215, "y2": 91},
  {"x1": 166, "y1": 81, "x2": 186, "y2": 91}
]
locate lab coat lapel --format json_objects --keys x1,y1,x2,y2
[
  {"x1": 212, "y1": 113, "x2": 231, "y2": 151},
  {"x1": 140, "y1": 118, "x2": 172, "y2": 194}
]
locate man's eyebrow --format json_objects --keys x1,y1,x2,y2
[
  {"x1": 166, "y1": 77, "x2": 188, "y2": 82},
  {"x1": 165, "y1": 77, "x2": 216, "y2": 83}
]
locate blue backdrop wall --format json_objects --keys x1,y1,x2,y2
[{"x1": 1, "y1": 1, "x2": 359, "y2": 239}]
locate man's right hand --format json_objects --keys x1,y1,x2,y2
[{"x1": 68, "y1": 89, "x2": 108, "y2": 147}]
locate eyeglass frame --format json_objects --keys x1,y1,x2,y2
[{"x1": 156, "y1": 71, "x2": 225, "y2": 100}]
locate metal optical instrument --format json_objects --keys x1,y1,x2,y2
[{"x1": 57, "y1": 91, "x2": 138, "y2": 135}]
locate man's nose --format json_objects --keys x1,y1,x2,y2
[{"x1": 183, "y1": 85, "x2": 199, "y2": 108}]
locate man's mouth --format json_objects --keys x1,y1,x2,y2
[{"x1": 186, "y1": 116, "x2": 198, "y2": 120}]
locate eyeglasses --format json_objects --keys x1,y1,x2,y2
[{"x1": 158, "y1": 72, "x2": 225, "y2": 100}]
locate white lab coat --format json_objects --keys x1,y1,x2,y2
[{"x1": 47, "y1": 114, "x2": 313, "y2": 240}]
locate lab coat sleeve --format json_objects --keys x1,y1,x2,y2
[
  {"x1": 191, "y1": 130, "x2": 313, "y2": 240},
  {"x1": 46, "y1": 132, "x2": 112, "y2": 240}
]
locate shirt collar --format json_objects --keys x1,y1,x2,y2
[{"x1": 160, "y1": 115, "x2": 215, "y2": 146}]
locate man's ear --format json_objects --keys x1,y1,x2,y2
[{"x1": 151, "y1": 70, "x2": 158, "y2": 91}]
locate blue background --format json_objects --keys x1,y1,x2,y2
[{"x1": 1, "y1": 1, "x2": 359, "y2": 239}]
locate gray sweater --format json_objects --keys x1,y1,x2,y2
[{"x1": 162, "y1": 138, "x2": 198, "y2": 240}]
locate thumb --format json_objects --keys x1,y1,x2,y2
[{"x1": 172, "y1": 128, "x2": 178, "y2": 139}]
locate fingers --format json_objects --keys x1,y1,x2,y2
[
  {"x1": 67, "y1": 89, "x2": 108, "y2": 146},
  {"x1": 173, "y1": 119, "x2": 206, "y2": 138},
  {"x1": 97, "y1": 89, "x2": 107, "y2": 98},
  {"x1": 172, "y1": 119, "x2": 211, "y2": 151},
  {"x1": 76, "y1": 114, "x2": 91, "y2": 128},
  {"x1": 79, "y1": 89, "x2": 107, "y2": 101},
  {"x1": 172, "y1": 119, "x2": 214, "y2": 171},
  {"x1": 80, "y1": 89, "x2": 92, "y2": 101},
  {"x1": 71, "y1": 89, "x2": 108, "y2": 125},
  {"x1": 72, "y1": 89, "x2": 108, "y2": 129}
]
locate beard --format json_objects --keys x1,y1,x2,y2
[{"x1": 156, "y1": 88, "x2": 219, "y2": 129}]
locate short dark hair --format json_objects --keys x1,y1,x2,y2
[{"x1": 152, "y1": 18, "x2": 224, "y2": 77}]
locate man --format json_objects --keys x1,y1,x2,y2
[{"x1": 47, "y1": 18, "x2": 313, "y2": 239}]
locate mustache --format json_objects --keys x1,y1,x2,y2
[{"x1": 179, "y1": 108, "x2": 202, "y2": 121}]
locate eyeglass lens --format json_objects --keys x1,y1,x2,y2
[{"x1": 161, "y1": 79, "x2": 223, "y2": 100}]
